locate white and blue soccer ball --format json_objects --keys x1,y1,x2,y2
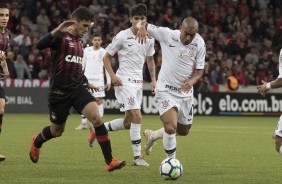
[{"x1": 159, "y1": 158, "x2": 183, "y2": 180}]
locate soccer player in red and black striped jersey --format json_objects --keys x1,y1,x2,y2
[
  {"x1": 29, "y1": 6, "x2": 125, "y2": 172},
  {"x1": 0, "y1": 3, "x2": 11, "y2": 162}
]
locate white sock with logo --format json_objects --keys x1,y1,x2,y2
[
  {"x1": 130, "y1": 123, "x2": 141, "y2": 158},
  {"x1": 104, "y1": 118, "x2": 125, "y2": 131},
  {"x1": 163, "y1": 132, "x2": 176, "y2": 158}
]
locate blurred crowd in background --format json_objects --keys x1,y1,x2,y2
[{"x1": 1, "y1": 0, "x2": 282, "y2": 92}]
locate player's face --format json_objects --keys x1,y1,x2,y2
[
  {"x1": 92, "y1": 36, "x2": 102, "y2": 49},
  {"x1": 179, "y1": 23, "x2": 197, "y2": 45},
  {"x1": 130, "y1": 15, "x2": 146, "y2": 29},
  {"x1": 74, "y1": 20, "x2": 91, "y2": 37},
  {"x1": 0, "y1": 8, "x2": 9, "y2": 29}
]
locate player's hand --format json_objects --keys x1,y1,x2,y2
[
  {"x1": 105, "y1": 83, "x2": 111, "y2": 91},
  {"x1": 53, "y1": 20, "x2": 76, "y2": 34},
  {"x1": 257, "y1": 80, "x2": 269, "y2": 97},
  {"x1": 151, "y1": 79, "x2": 156, "y2": 95},
  {"x1": 181, "y1": 79, "x2": 193, "y2": 93},
  {"x1": 0, "y1": 54, "x2": 6, "y2": 61},
  {"x1": 0, "y1": 68, "x2": 9, "y2": 81},
  {"x1": 111, "y1": 75, "x2": 122, "y2": 86},
  {"x1": 136, "y1": 25, "x2": 148, "y2": 44},
  {"x1": 87, "y1": 83, "x2": 99, "y2": 93}
]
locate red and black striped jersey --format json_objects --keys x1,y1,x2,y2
[
  {"x1": 0, "y1": 28, "x2": 10, "y2": 55},
  {"x1": 36, "y1": 32, "x2": 84, "y2": 92}
]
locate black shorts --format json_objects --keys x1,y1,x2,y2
[
  {"x1": 48, "y1": 84, "x2": 95, "y2": 124},
  {"x1": 0, "y1": 86, "x2": 6, "y2": 100}
]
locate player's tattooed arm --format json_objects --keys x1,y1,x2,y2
[
  {"x1": 182, "y1": 69, "x2": 204, "y2": 93},
  {"x1": 146, "y1": 56, "x2": 156, "y2": 93}
]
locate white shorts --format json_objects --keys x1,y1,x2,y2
[
  {"x1": 88, "y1": 79, "x2": 105, "y2": 98},
  {"x1": 156, "y1": 91, "x2": 194, "y2": 125},
  {"x1": 275, "y1": 115, "x2": 282, "y2": 137},
  {"x1": 114, "y1": 85, "x2": 143, "y2": 112}
]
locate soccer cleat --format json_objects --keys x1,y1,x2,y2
[
  {"x1": 106, "y1": 158, "x2": 126, "y2": 172},
  {"x1": 75, "y1": 124, "x2": 88, "y2": 130},
  {"x1": 29, "y1": 135, "x2": 41, "y2": 163},
  {"x1": 0, "y1": 154, "x2": 6, "y2": 162},
  {"x1": 88, "y1": 128, "x2": 96, "y2": 148},
  {"x1": 133, "y1": 156, "x2": 149, "y2": 166},
  {"x1": 143, "y1": 129, "x2": 156, "y2": 155}
]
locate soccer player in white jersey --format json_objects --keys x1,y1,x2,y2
[
  {"x1": 102, "y1": 4, "x2": 156, "y2": 166},
  {"x1": 136, "y1": 17, "x2": 206, "y2": 158},
  {"x1": 257, "y1": 49, "x2": 282, "y2": 155},
  {"x1": 75, "y1": 33, "x2": 111, "y2": 132}
]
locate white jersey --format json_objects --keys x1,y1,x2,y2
[
  {"x1": 82, "y1": 46, "x2": 109, "y2": 83},
  {"x1": 278, "y1": 49, "x2": 282, "y2": 78},
  {"x1": 147, "y1": 24, "x2": 206, "y2": 97},
  {"x1": 105, "y1": 28, "x2": 155, "y2": 87}
]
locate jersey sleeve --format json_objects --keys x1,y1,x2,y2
[
  {"x1": 195, "y1": 41, "x2": 206, "y2": 69},
  {"x1": 146, "y1": 38, "x2": 155, "y2": 56},
  {"x1": 105, "y1": 32, "x2": 123, "y2": 56},
  {"x1": 147, "y1": 24, "x2": 170, "y2": 43},
  {"x1": 82, "y1": 48, "x2": 88, "y2": 71},
  {"x1": 278, "y1": 49, "x2": 282, "y2": 78}
]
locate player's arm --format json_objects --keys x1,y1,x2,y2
[
  {"x1": 257, "y1": 49, "x2": 282, "y2": 96},
  {"x1": 146, "y1": 52, "x2": 156, "y2": 93},
  {"x1": 136, "y1": 22, "x2": 168, "y2": 43},
  {"x1": 0, "y1": 56, "x2": 9, "y2": 81},
  {"x1": 36, "y1": 20, "x2": 76, "y2": 50},
  {"x1": 103, "y1": 52, "x2": 122, "y2": 86},
  {"x1": 104, "y1": 69, "x2": 111, "y2": 91}
]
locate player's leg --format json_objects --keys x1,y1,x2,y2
[
  {"x1": 82, "y1": 101, "x2": 126, "y2": 171},
  {"x1": 96, "y1": 97, "x2": 104, "y2": 117},
  {"x1": 29, "y1": 94, "x2": 70, "y2": 163},
  {"x1": 273, "y1": 115, "x2": 282, "y2": 154},
  {"x1": 160, "y1": 107, "x2": 178, "y2": 158},
  {"x1": 104, "y1": 86, "x2": 132, "y2": 131},
  {"x1": 0, "y1": 90, "x2": 5, "y2": 161},
  {"x1": 75, "y1": 115, "x2": 88, "y2": 130},
  {"x1": 76, "y1": 86, "x2": 125, "y2": 171},
  {"x1": 128, "y1": 109, "x2": 149, "y2": 166}
]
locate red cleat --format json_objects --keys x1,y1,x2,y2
[
  {"x1": 29, "y1": 135, "x2": 41, "y2": 163},
  {"x1": 106, "y1": 158, "x2": 126, "y2": 172},
  {"x1": 88, "y1": 128, "x2": 96, "y2": 148}
]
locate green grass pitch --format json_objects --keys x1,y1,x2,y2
[{"x1": 0, "y1": 114, "x2": 281, "y2": 184}]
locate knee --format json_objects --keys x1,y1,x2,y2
[
  {"x1": 89, "y1": 113, "x2": 102, "y2": 127},
  {"x1": 177, "y1": 129, "x2": 189, "y2": 136},
  {"x1": 0, "y1": 107, "x2": 5, "y2": 115},
  {"x1": 275, "y1": 138, "x2": 282, "y2": 153}
]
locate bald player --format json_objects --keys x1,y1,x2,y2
[{"x1": 136, "y1": 17, "x2": 206, "y2": 158}]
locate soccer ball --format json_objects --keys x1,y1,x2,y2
[{"x1": 159, "y1": 158, "x2": 183, "y2": 180}]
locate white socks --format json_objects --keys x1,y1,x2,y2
[
  {"x1": 151, "y1": 127, "x2": 164, "y2": 141},
  {"x1": 163, "y1": 132, "x2": 176, "y2": 158},
  {"x1": 104, "y1": 118, "x2": 125, "y2": 131},
  {"x1": 81, "y1": 115, "x2": 87, "y2": 125},
  {"x1": 130, "y1": 123, "x2": 141, "y2": 158}
]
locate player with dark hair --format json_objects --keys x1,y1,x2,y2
[
  {"x1": 99, "y1": 3, "x2": 156, "y2": 166},
  {"x1": 29, "y1": 6, "x2": 125, "y2": 172},
  {"x1": 0, "y1": 3, "x2": 11, "y2": 162}
]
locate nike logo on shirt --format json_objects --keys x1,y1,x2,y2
[
  {"x1": 169, "y1": 44, "x2": 176, "y2": 47},
  {"x1": 128, "y1": 44, "x2": 134, "y2": 47}
]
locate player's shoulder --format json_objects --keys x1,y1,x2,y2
[{"x1": 194, "y1": 33, "x2": 205, "y2": 47}]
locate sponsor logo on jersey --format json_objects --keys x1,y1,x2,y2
[
  {"x1": 127, "y1": 37, "x2": 134, "y2": 40},
  {"x1": 65, "y1": 55, "x2": 82, "y2": 64}
]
